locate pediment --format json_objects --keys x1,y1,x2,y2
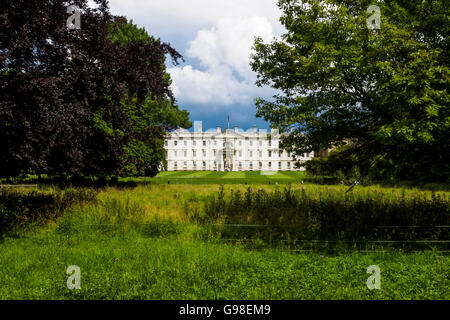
[{"x1": 211, "y1": 130, "x2": 245, "y2": 139}]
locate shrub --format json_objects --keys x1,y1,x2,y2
[
  {"x1": 0, "y1": 188, "x2": 98, "y2": 235},
  {"x1": 140, "y1": 216, "x2": 182, "y2": 238}
]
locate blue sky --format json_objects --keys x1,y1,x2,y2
[{"x1": 102, "y1": 0, "x2": 285, "y2": 131}]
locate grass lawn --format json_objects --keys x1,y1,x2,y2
[
  {"x1": 0, "y1": 183, "x2": 448, "y2": 299},
  {"x1": 1, "y1": 236, "x2": 447, "y2": 299},
  {"x1": 129, "y1": 171, "x2": 310, "y2": 185}
]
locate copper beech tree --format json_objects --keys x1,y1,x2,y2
[{"x1": 0, "y1": 0, "x2": 190, "y2": 179}]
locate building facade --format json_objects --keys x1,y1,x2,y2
[{"x1": 164, "y1": 123, "x2": 314, "y2": 171}]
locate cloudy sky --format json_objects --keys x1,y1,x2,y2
[{"x1": 104, "y1": 0, "x2": 284, "y2": 131}]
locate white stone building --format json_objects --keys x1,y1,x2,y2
[{"x1": 164, "y1": 122, "x2": 313, "y2": 171}]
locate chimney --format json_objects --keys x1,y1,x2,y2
[
  {"x1": 194, "y1": 121, "x2": 202, "y2": 133},
  {"x1": 234, "y1": 125, "x2": 238, "y2": 133},
  {"x1": 253, "y1": 125, "x2": 257, "y2": 133},
  {"x1": 217, "y1": 125, "x2": 221, "y2": 133}
]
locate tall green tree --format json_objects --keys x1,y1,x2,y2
[
  {"x1": 251, "y1": 0, "x2": 449, "y2": 181},
  {"x1": 104, "y1": 19, "x2": 191, "y2": 177}
]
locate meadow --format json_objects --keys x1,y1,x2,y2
[{"x1": 0, "y1": 173, "x2": 449, "y2": 299}]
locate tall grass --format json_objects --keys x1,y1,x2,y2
[
  {"x1": 0, "y1": 183, "x2": 449, "y2": 299},
  {"x1": 0, "y1": 187, "x2": 98, "y2": 236},
  {"x1": 2, "y1": 184, "x2": 449, "y2": 250},
  {"x1": 197, "y1": 185, "x2": 450, "y2": 250}
]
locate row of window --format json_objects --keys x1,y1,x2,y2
[
  {"x1": 169, "y1": 150, "x2": 297, "y2": 158},
  {"x1": 166, "y1": 140, "x2": 274, "y2": 147},
  {"x1": 172, "y1": 161, "x2": 292, "y2": 168}
]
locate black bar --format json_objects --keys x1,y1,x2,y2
[{"x1": 1, "y1": 300, "x2": 448, "y2": 319}]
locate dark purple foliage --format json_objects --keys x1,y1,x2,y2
[{"x1": 0, "y1": 0, "x2": 184, "y2": 178}]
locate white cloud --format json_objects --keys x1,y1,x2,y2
[
  {"x1": 101, "y1": 0, "x2": 283, "y2": 111},
  {"x1": 168, "y1": 15, "x2": 278, "y2": 106},
  {"x1": 187, "y1": 16, "x2": 275, "y2": 82},
  {"x1": 106, "y1": 0, "x2": 284, "y2": 37},
  {"x1": 169, "y1": 65, "x2": 255, "y2": 107}
]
